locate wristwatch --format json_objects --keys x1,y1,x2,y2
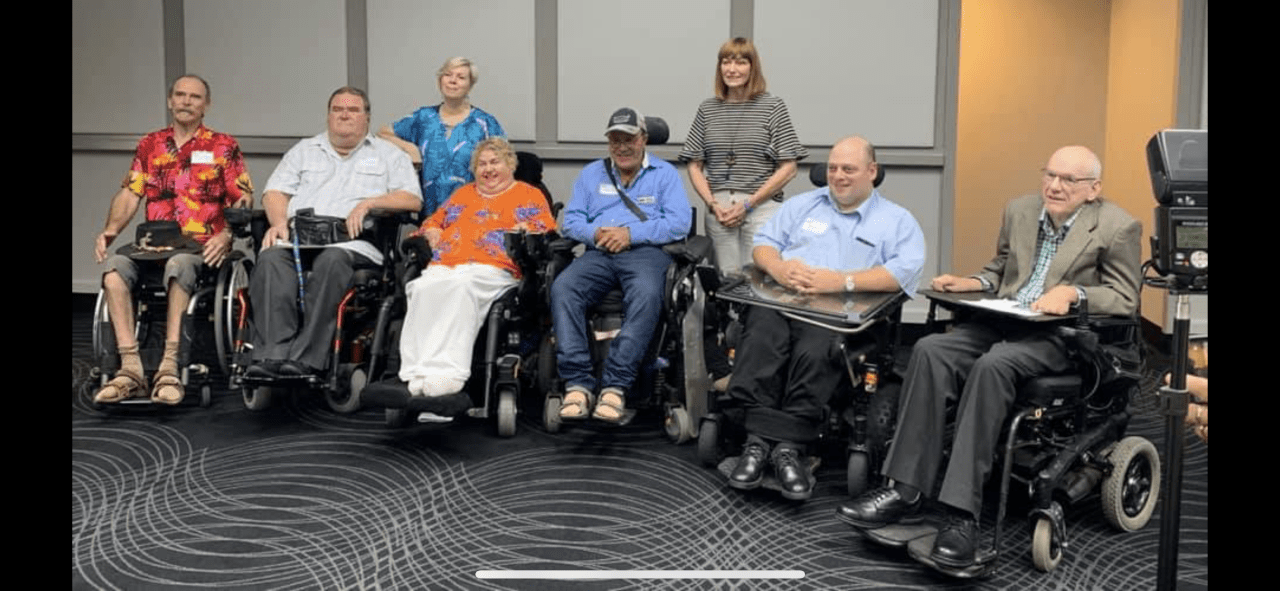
[{"x1": 845, "y1": 274, "x2": 856, "y2": 293}]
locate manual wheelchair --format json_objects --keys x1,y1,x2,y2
[
  {"x1": 860, "y1": 291, "x2": 1157, "y2": 577},
  {"x1": 91, "y1": 219, "x2": 255, "y2": 409}
]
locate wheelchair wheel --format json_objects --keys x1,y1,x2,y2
[
  {"x1": 214, "y1": 255, "x2": 253, "y2": 377},
  {"x1": 386, "y1": 407, "x2": 413, "y2": 428},
  {"x1": 846, "y1": 451, "x2": 871, "y2": 497},
  {"x1": 1031, "y1": 517, "x2": 1063, "y2": 572},
  {"x1": 536, "y1": 335, "x2": 556, "y2": 397},
  {"x1": 91, "y1": 289, "x2": 110, "y2": 369},
  {"x1": 543, "y1": 395, "x2": 562, "y2": 433},
  {"x1": 1101, "y1": 436, "x2": 1161, "y2": 532},
  {"x1": 199, "y1": 385, "x2": 212, "y2": 408},
  {"x1": 696, "y1": 415, "x2": 722, "y2": 467},
  {"x1": 664, "y1": 405, "x2": 694, "y2": 444},
  {"x1": 243, "y1": 385, "x2": 275, "y2": 411},
  {"x1": 496, "y1": 387, "x2": 518, "y2": 438},
  {"x1": 327, "y1": 364, "x2": 366, "y2": 414}
]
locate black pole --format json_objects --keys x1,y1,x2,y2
[{"x1": 1156, "y1": 291, "x2": 1191, "y2": 590}]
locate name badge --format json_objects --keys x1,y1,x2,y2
[
  {"x1": 357, "y1": 158, "x2": 383, "y2": 174},
  {"x1": 191, "y1": 150, "x2": 214, "y2": 164},
  {"x1": 599, "y1": 183, "x2": 619, "y2": 195},
  {"x1": 801, "y1": 218, "x2": 829, "y2": 234},
  {"x1": 636, "y1": 196, "x2": 655, "y2": 204}
]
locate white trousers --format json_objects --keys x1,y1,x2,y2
[
  {"x1": 398, "y1": 264, "x2": 518, "y2": 396},
  {"x1": 705, "y1": 190, "x2": 782, "y2": 275}
]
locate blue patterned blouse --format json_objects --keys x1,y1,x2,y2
[{"x1": 391, "y1": 104, "x2": 506, "y2": 216}]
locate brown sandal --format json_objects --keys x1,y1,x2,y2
[
  {"x1": 592, "y1": 389, "x2": 627, "y2": 424},
  {"x1": 150, "y1": 369, "x2": 185, "y2": 405},
  {"x1": 93, "y1": 368, "x2": 148, "y2": 404},
  {"x1": 558, "y1": 389, "x2": 594, "y2": 420}
]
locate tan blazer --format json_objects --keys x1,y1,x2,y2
[{"x1": 975, "y1": 194, "x2": 1142, "y2": 317}]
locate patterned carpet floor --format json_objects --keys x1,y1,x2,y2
[{"x1": 72, "y1": 297, "x2": 1208, "y2": 590}]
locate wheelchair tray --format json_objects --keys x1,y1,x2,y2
[
  {"x1": 921, "y1": 290, "x2": 1069, "y2": 323},
  {"x1": 715, "y1": 265, "x2": 905, "y2": 326}
]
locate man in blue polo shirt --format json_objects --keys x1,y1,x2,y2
[
  {"x1": 724, "y1": 136, "x2": 925, "y2": 500},
  {"x1": 552, "y1": 107, "x2": 692, "y2": 425}
]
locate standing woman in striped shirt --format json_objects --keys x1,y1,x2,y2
[{"x1": 679, "y1": 37, "x2": 808, "y2": 276}]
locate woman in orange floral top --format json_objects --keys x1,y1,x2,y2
[{"x1": 399, "y1": 137, "x2": 556, "y2": 397}]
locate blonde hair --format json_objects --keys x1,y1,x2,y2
[
  {"x1": 470, "y1": 137, "x2": 517, "y2": 174},
  {"x1": 715, "y1": 38, "x2": 767, "y2": 100},
  {"x1": 437, "y1": 56, "x2": 478, "y2": 87}
]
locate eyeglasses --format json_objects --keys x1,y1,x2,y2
[{"x1": 1042, "y1": 169, "x2": 1097, "y2": 187}]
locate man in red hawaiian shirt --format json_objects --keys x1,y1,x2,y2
[{"x1": 92, "y1": 75, "x2": 254, "y2": 405}]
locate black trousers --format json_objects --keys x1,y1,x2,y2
[
  {"x1": 248, "y1": 246, "x2": 376, "y2": 371},
  {"x1": 725, "y1": 306, "x2": 847, "y2": 444},
  {"x1": 881, "y1": 321, "x2": 1071, "y2": 516}
]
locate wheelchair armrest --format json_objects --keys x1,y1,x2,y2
[
  {"x1": 663, "y1": 235, "x2": 712, "y2": 264},
  {"x1": 400, "y1": 234, "x2": 432, "y2": 265},
  {"x1": 223, "y1": 208, "x2": 266, "y2": 239},
  {"x1": 367, "y1": 208, "x2": 420, "y2": 226}
]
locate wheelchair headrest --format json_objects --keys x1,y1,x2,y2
[
  {"x1": 808, "y1": 161, "x2": 886, "y2": 188},
  {"x1": 645, "y1": 117, "x2": 670, "y2": 146},
  {"x1": 515, "y1": 151, "x2": 544, "y2": 185}
]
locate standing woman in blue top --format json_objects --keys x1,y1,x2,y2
[
  {"x1": 378, "y1": 56, "x2": 506, "y2": 217},
  {"x1": 679, "y1": 38, "x2": 808, "y2": 277}
]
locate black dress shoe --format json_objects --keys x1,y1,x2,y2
[
  {"x1": 278, "y1": 360, "x2": 320, "y2": 377},
  {"x1": 931, "y1": 514, "x2": 977, "y2": 568},
  {"x1": 836, "y1": 486, "x2": 923, "y2": 529},
  {"x1": 245, "y1": 360, "x2": 283, "y2": 379},
  {"x1": 728, "y1": 441, "x2": 769, "y2": 490},
  {"x1": 772, "y1": 447, "x2": 812, "y2": 501}
]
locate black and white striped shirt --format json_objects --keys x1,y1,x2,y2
[{"x1": 678, "y1": 92, "x2": 808, "y2": 197}]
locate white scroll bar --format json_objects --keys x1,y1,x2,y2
[{"x1": 476, "y1": 570, "x2": 805, "y2": 580}]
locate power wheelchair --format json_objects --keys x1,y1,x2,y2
[
  {"x1": 91, "y1": 219, "x2": 255, "y2": 409},
  {"x1": 695, "y1": 161, "x2": 909, "y2": 495},
  {"x1": 356, "y1": 151, "x2": 562, "y2": 437},
  {"x1": 225, "y1": 206, "x2": 419, "y2": 414},
  {"x1": 861, "y1": 292, "x2": 1156, "y2": 577},
  {"x1": 536, "y1": 117, "x2": 717, "y2": 442}
]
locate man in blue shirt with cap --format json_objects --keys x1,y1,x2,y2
[
  {"x1": 725, "y1": 136, "x2": 926, "y2": 500},
  {"x1": 552, "y1": 107, "x2": 692, "y2": 425}
]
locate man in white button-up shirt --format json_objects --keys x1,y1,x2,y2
[{"x1": 245, "y1": 86, "x2": 422, "y2": 379}]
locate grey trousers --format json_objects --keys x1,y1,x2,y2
[
  {"x1": 882, "y1": 321, "x2": 1071, "y2": 516},
  {"x1": 248, "y1": 246, "x2": 375, "y2": 370}
]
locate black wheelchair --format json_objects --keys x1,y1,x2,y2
[
  {"x1": 696, "y1": 265, "x2": 909, "y2": 496},
  {"x1": 866, "y1": 292, "x2": 1157, "y2": 577},
  {"x1": 91, "y1": 219, "x2": 255, "y2": 408},
  {"x1": 226, "y1": 207, "x2": 418, "y2": 414},
  {"x1": 357, "y1": 151, "x2": 561, "y2": 437},
  {"x1": 531, "y1": 116, "x2": 717, "y2": 442},
  {"x1": 695, "y1": 160, "x2": 903, "y2": 496},
  {"x1": 538, "y1": 231, "x2": 715, "y2": 442}
]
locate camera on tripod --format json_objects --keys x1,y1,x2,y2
[{"x1": 1146, "y1": 129, "x2": 1207, "y2": 290}]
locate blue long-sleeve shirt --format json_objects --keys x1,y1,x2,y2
[{"x1": 561, "y1": 153, "x2": 692, "y2": 248}]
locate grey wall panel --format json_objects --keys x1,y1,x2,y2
[
  {"x1": 72, "y1": 0, "x2": 167, "y2": 134},
  {"x1": 557, "y1": 0, "x2": 730, "y2": 143},
  {"x1": 184, "y1": 0, "x2": 347, "y2": 137},
  {"x1": 366, "y1": 0, "x2": 537, "y2": 141},
  {"x1": 74, "y1": 153, "x2": 138, "y2": 292},
  {"x1": 754, "y1": 0, "x2": 939, "y2": 148}
]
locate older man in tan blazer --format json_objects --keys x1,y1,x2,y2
[{"x1": 836, "y1": 145, "x2": 1142, "y2": 569}]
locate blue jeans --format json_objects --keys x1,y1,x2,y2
[{"x1": 551, "y1": 246, "x2": 672, "y2": 395}]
